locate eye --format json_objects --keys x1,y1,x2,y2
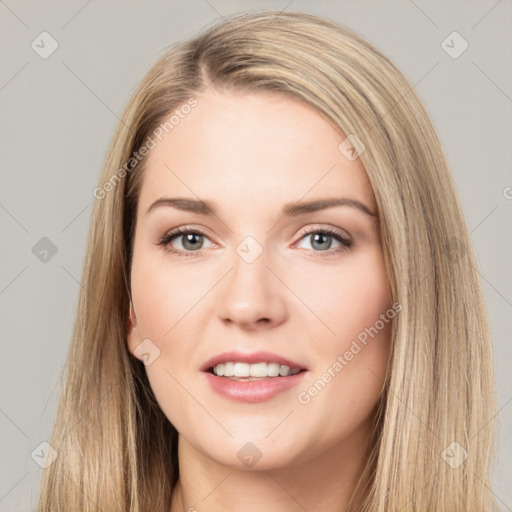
[
  {"x1": 157, "y1": 226, "x2": 353, "y2": 258},
  {"x1": 157, "y1": 227, "x2": 214, "y2": 257},
  {"x1": 295, "y1": 227, "x2": 353, "y2": 255}
]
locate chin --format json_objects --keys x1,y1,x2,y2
[{"x1": 195, "y1": 435, "x2": 302, "y2": 471}]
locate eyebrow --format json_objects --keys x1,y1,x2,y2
[{"x1": 146, "y1": 196, "x2": 377, "y2": 218}]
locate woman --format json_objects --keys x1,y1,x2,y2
[{"x1": 38, "y1": 10, "x2": 498, "y2": 512}]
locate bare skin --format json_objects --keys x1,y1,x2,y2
[{"x1": 127, "y1": 88, "x2": 393, "y2": 512}]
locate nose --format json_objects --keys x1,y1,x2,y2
[{"x1": 217, "y1": 243, "x2": 287, "y2": 330}]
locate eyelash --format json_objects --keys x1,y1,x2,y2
[{"x1": 157, "y1": 226, "x2": 353, "y2": 258}]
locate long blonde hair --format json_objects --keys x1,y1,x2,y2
[{"x1": 38, "y1": 10, "x2": 498, "y2": 511}]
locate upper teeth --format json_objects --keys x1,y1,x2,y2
[{"x1": 212, "y1": 362, "x2": 301, "y2": 378}]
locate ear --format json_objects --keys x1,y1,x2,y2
[{"x1": 126, "y1": 300, "x2": 141, "y2": 358}]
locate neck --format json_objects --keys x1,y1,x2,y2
[{"x1": 169, "y1": 416, "x2": 375, "y2": 512}]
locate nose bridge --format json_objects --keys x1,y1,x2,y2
[
  {"x1": 229, "y1": 234, "x2": 271, "y2": 302},
  {"x1": 217, "y1": 234, "x2": 285, "y2": 327}
]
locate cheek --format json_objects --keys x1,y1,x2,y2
[
  {"x1": 296, "y1": 248, "x2": 392, "y2": 414},
  {"x1": 294, "y1": 246, "x2": 392, "y2": 349},
  {"x1": 303, "y1": 320, "x2": 391, "y2": 437},
  {"x1": 130, "y1": 248, "x2": 205, "y2": 340},
  {"x1": 129, "y1": 249, "x2": 214, "y2": 431}
]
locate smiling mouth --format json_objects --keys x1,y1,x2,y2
[{"x1": 208, "y1": 361, "x2": 306, "y2": 380}]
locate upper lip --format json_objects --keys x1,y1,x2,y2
[{"x1": 201, "y1": 350, "x2": 308, "y2": 372}]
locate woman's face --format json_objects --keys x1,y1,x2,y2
[{"x1": 127, "y1": 89, "x2": 393, "y2": 470}]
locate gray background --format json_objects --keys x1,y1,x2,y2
[{"x1": 1, "y1": 0, "x2": 511, "y2": 510}]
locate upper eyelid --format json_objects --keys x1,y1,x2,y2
[
  {"x1": 163, "y1": 224, "x2": 348, "y2": 235},
  {"x1": 299, "y1": 225, "x2": 351, "y2": 240}
]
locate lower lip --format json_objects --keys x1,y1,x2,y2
[{"x1": 203, "y1": 371, "x2": 308, "y2": 403}]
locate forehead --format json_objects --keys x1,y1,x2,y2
[{"x1": 137, "y1": 89, "x2": 376, "y2": 214}]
